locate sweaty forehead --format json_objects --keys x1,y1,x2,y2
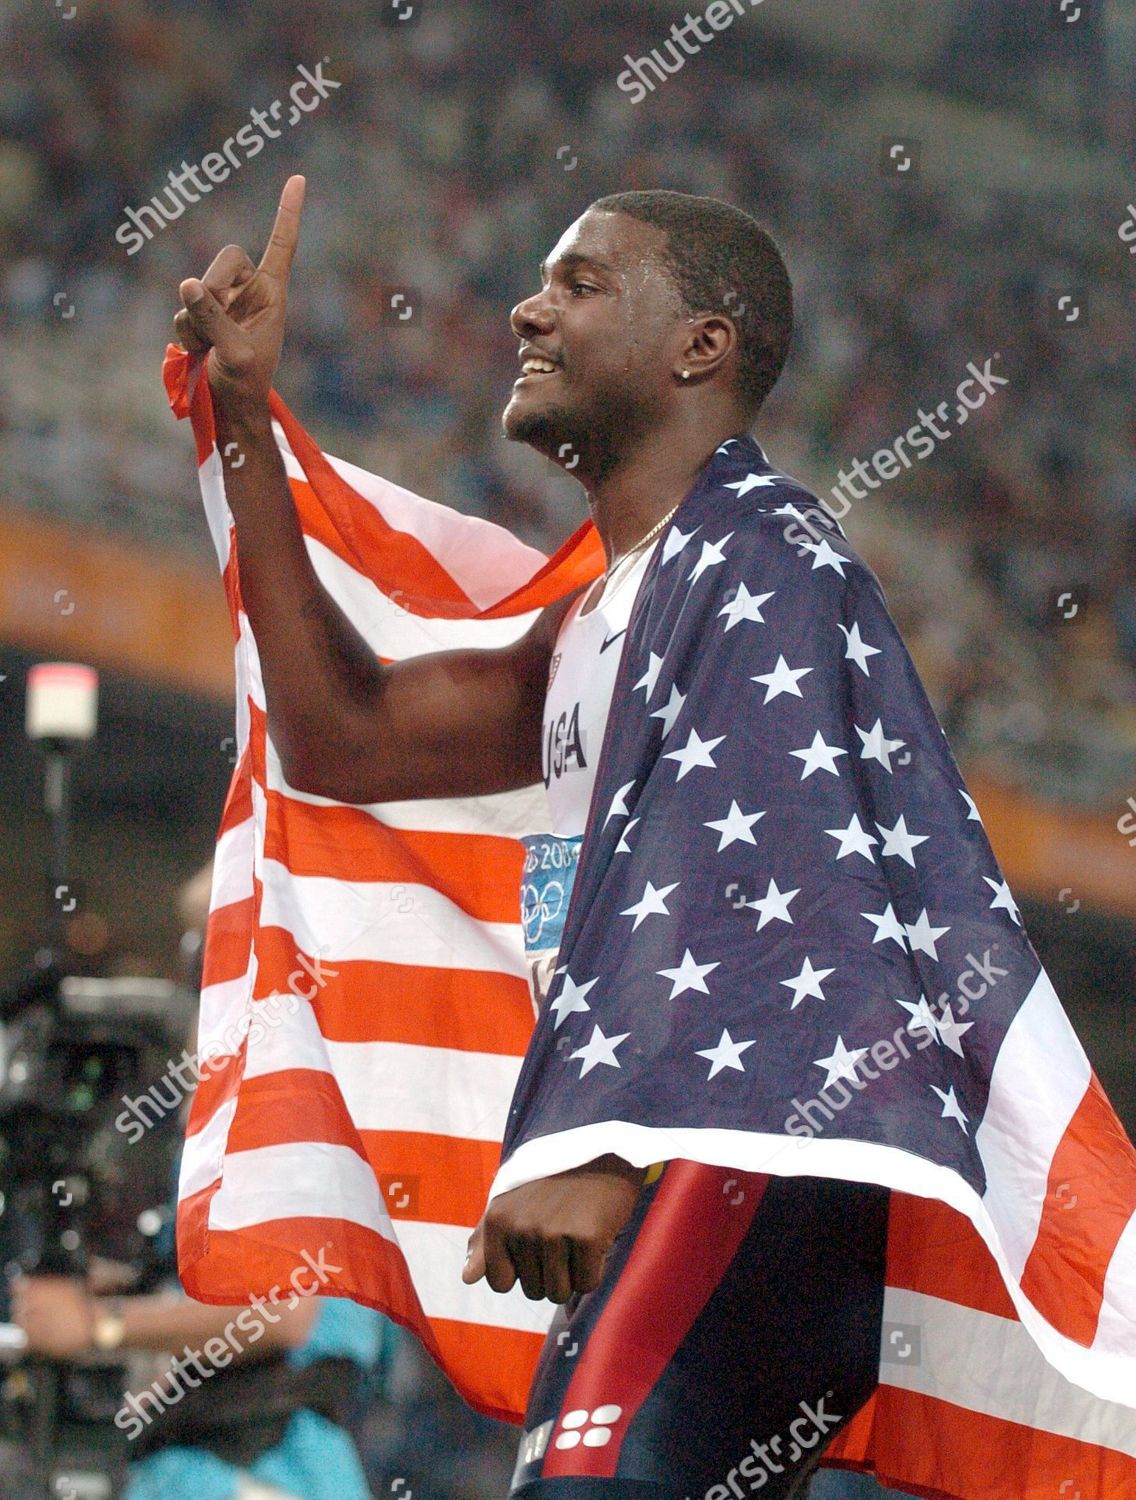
[{"x1": 538, "y1": 209, "x2": 669, "y2": 282}]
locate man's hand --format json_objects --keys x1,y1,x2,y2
[
  {"x1": 462, "y1": 1154, "x2": 644, "y2": 1303},
  {"x1": 174, "y1": 173, "x2": 306, "y2": 409},
  {"x1": 11, "y1": 1276, "x2": 94, "y2": 1358}
]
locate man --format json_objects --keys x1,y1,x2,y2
[{"x1": 170, "y1": 181, "x2": 991, "y2": 1496}]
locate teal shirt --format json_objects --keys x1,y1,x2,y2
[{"x1": 123, "y1": 1299, "x2": 391, "y2": 1500}]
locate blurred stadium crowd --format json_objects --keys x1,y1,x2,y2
[
  {"x1": 1, "y1": 1, "x2": 1134, "y2": 1495},
  {"x1": 2, "y1": 0, "x2": 1135, "y2": 807}
]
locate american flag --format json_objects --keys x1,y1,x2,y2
[{"x1": 164, "y1": 344, "x2": 1136, "y2": 1497}]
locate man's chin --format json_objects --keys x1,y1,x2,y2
[{"x1": 502, "y1": 399, "x2": 575, "y2": 457}]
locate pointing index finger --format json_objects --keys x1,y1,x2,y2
[{"x1": 258, "y1": 174, "x2": 306, "y2": 281}]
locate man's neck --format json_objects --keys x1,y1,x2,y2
[{"x1": 583, "y1": 423, "x2": 749, "y2": 566}]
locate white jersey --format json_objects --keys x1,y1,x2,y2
[
  {"x1": 540, "y1": 539, "x2": 659, "y2": 836},
  {"x1": 521, "y1": 539, "x2": 658, "y2": 1014}
]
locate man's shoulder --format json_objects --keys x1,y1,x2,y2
[{"x1": 675, "y1": 454, "x2": 882, "y2": 601}]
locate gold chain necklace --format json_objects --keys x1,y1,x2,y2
[{"x1": 603, "y1": 502, "x2": 680, "y2": 582}]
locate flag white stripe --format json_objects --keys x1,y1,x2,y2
[
  {"x1": 263, "y1": 731, "x2": 552, "y2": 838},
  {"x1": 396, "y1": 1220, "x2": 554, "y2": 1333},
  {"x1": 211, "y1": 817, "x2": 255, "y2": 911},
  {"x1": 257, "y1": 858, "x2": 527, "y2": 977},
  {"x1": 1096, "y1": 1209, "x2": 1136, "y2": 1357},
  {"x1": 197, "y1": 973, "x2": 254, "y2": 1058},
  {"x1": 241, "y1": 1000, "x2": 522, "y2": 1139},
  {"x1": 489, "y1": 1120, "x2": 1136, "y2": 1406},
  {"x1": 307, "y1": 537, "x2": 539, "y2": 655},
  {"x1": 179, "y1": 1097, "x2": 238, "y2": 1201},
  {"x1": 976, "y1": 966, "x2": 1091, "y2": 1278},
  {"x1": 881, "y1": 1287, "x2": 1136, "y2": 1456},
  {"x1": 208, "y1": 1139, "x2": 394, "y2": 1239},
  {"x1": 198, "y1": 451, "x2": 232, "y2": 568}
]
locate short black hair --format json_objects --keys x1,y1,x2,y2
[{"x1": 589, "y1": 189, "x2": 793, "y2": 416}]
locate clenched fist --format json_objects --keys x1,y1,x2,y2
[{"x1": 462, "y1": 1154, "x2": 644, "y2": 1303}]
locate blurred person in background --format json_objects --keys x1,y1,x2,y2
[{"x1": 12, "y1": 860, "x2": 391, "y2": 1500}]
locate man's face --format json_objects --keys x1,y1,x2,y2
[{"x1": 502, "y1": 209, "x2": 688, "y2": 472}]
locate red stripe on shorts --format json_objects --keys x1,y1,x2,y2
[{"x1": 540, "y1": 1161, "x2": 768, "y2": 1479}]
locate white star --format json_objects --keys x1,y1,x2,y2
[
  {"x1": 696, "y1": 1028, "x2": 756, "y2": 1079},
  {"x1": 657, "y1": 948, "x2": 720, "y2": 999},
  {"x1": 687, "y1": 533, "x2": 734, "y2": 584},
  {"x1": 984, "y1": 876, "x2": 1022, "y2": 925},
  {"x1": 875, "y1": 814, "x2": 929, "y2": 867},
  {"x1": 751, "y1": 654, "x2": 813, "y2": 704},
  {"x1": 633, "y1": 653, "x2": 665, "y2": 701},
  {"x1": 774, "y1": 500, "x2": 835, "y2": 532},
  {"x1": 837, "y1": 621, "x2": 881, "y2": 676},
  {"x1": 614, "y1": 817, "x2": 640, "y2": 854},
  {"x1": 703, "y1": 799, "x2": 765, "y2": 851},
  {"x1": 603, "y1": 780, "x2": 636, "y2": 824},
  {"x1": 860, "y1": 903, "x2": 908, "y2": 949},
  {"x1": 935, "y1": 1001, "x2": 974, "y2": 1058},
  {"x1": 725, "y1": 472, "x2": 781, "y2": 496},
  {"x1": 549, "y1": 971, "x2": 598, "y2": 1029},
  {"x1": 661, "y1": 525, "x2": 698, "y2": 564},
  {"x1": 718, "y1": 580, "x2": 775, "y2": 631},
  {"x1": 649, "y1": 683, "x2": 686, "y2": 737},
  {"x1": 931, "y1": 1083, "x2": 969, "y2": 1133},
  {"x1": 570, "y1": 1024, "x2": 630, "y2": 1078},
  {"x1": 789, "y1": 731, "x2": 848, "y2": 780},
  {"x1": 747, "y1": 877, "x2": 799, "y2": 930},
  {"x1": 620, "y1": 879, "x2": 679, "y2": 930},
  {"x1": 780, "y1": 955, "x2": 835, "y2": 1009},
  {"x1": 959, "y1": 788, "x2": 982, "y2": 823},
  {"x1": 896, "y1": 994, "x2": 941, "y2": 1041},
  {"x1": 800, "y1": 537, "x2": 848, "y2": 575},
  {"x1": 824, "y1": 813, "x2": 878, "y2": 864},
  {"x1": 855, "y1": 718, "x2": 906, "y2": 773},
  {"x1": 813, "y1": 1036, "x2": 869, "y2": 1090},
  {"x1": 663, "y1": 727, "x2": 725, "y2": 780},
  {"x1": 904, "y1": 908, "x2": 950, "y2": 959}
]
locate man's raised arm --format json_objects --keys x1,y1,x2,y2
[{"x1": 175, "y1": 175, "x2": 577, "y2": 804}]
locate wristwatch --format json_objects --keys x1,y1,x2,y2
[{"x1": 91, "y1": 1300, "x2": 126, "y2": 1353}]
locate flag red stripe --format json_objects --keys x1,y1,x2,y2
[
  {"x1": 184, "y1": 1051, "x2": 243, "y2": 1134},
  {"x1": 248, "y1": 937, "x2": 533, "y2": 1054},
  {"x1": 261, "y1": 791, "x2": 527, "y2": 923},
  {"x1": 831, "y1": 1384, "x2": 1132, "y2": 1499},
  {"x1": 221, "y1": 543, "x2": 242, "y2": 635},
  {"x1": 273, "y1": 401, "x2": 476, "y2": 609},
  {"x1": 218, "y1": 754, "x2": 252, "y2": 836},
  {"x1": 176, "y1": 1212, "x2": 431, "y2": 1340},
  {"x1": 221, "y1": 1074, "x2": 500, "y2": 1224},
  {"x1": 885, "y1": 1193, "x2": 1018, "y2": 1320},
  {"x1": 200, "y1": 894, "x2": 254, "y2": 990},
  {"x1": 1019, "y1": 1073, "x2": 1136, "y2": 1345},
  {"x1": 429, "y1": 1319, "x2": 542, "y2": 1425}
]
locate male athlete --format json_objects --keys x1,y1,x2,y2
[{"x1": 175, "y1": 177, "x2": 889, "y2": 1498}]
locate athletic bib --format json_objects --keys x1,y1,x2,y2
[{"x1": 519, "y1": 832, "x2": 583, "y2": 1015}]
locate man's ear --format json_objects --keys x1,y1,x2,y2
[{"x1": 676, "y1": 312, "x2": 737, "y2": 383}]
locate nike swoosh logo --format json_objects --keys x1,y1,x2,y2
[{"x1": 599, "y1": 628, "x2": 627, "y2": 653}]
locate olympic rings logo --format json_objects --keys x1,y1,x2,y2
[{"x1": 521, "y1": 880, "x2": 566, "y2": 945}]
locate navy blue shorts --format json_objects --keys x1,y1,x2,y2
[{"x1": 509, "y1": 1162, "x2": 888, "y2": 1500}]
